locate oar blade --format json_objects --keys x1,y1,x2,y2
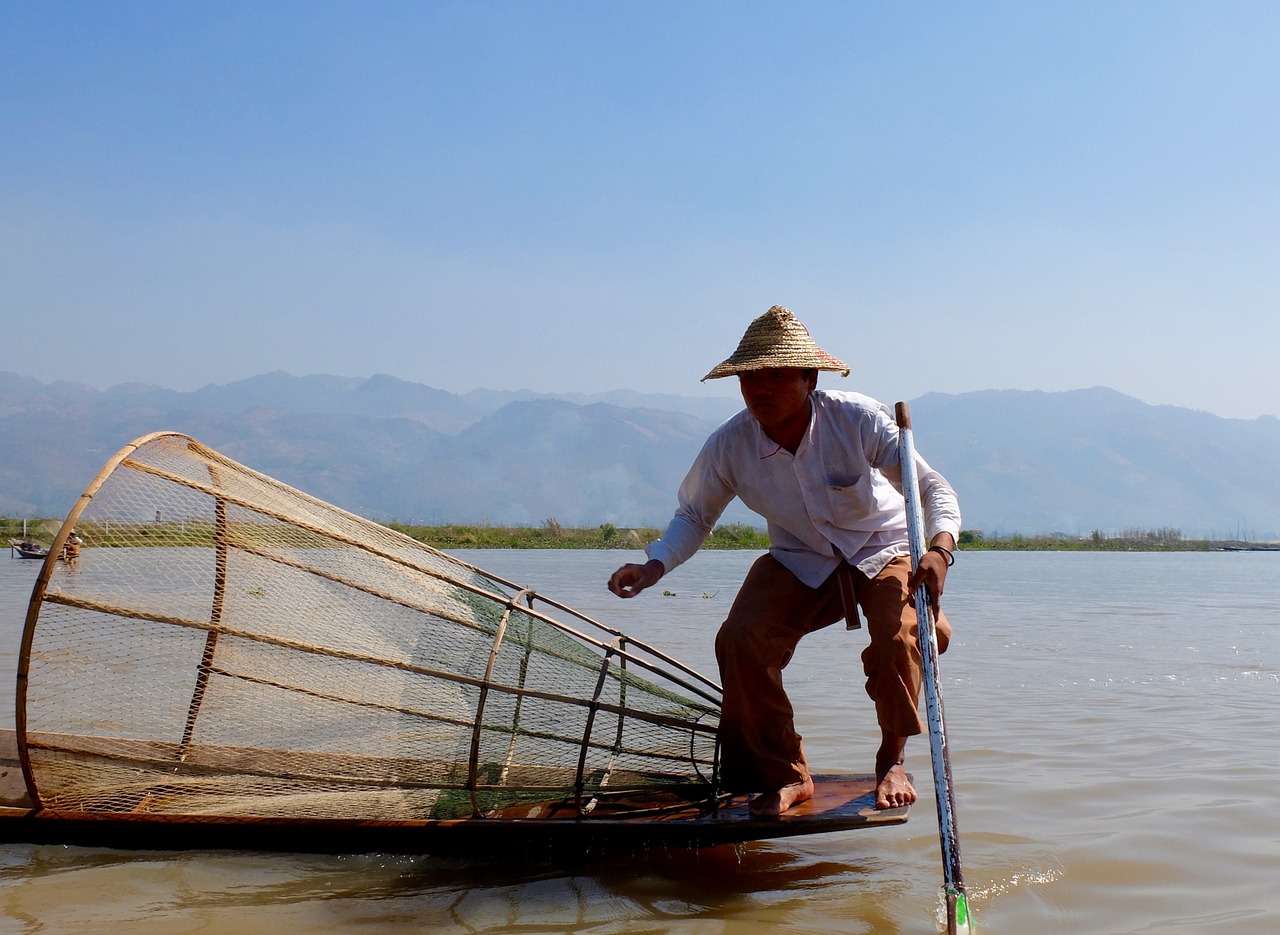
[{"x1": 949, "y1": 886, "x2": 973, "y2": 933}]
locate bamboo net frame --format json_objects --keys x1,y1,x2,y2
[{"x1": 16, "y1": 433, "x2": 722, "y2": 823}]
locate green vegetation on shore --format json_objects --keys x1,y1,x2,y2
[
  {"x1": 7, "y1": 515, "x2": 1275, "y2": 553},
  {"x1": 956, "y1": 527, "x2": 1279, "y2": 551},
  {"x1": 387, "y1": 520, "x2": 771, "y2": 550},
  {"x1": 1, "y1": 517, "x2": 53, "y2": 542},
  {"x1": 391, "y1": 522, "x2": 1276, "y2": 552}
]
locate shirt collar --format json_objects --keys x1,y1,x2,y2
[{"x1": 751, "y1": 396, "x2": 815, "y2": 460}]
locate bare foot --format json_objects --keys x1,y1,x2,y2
[
  {"x1": 748, "y1": 777, "x2": 814, "y2": 817},
  {"x1": 875, "y1": 762, "x2": 917, "y2": 810}
]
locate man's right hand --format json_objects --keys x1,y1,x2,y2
[{"x1": 608, "y1": 559, "x2": 665, "y2": 598}]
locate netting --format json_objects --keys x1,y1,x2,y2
[{"x1": 18, "y1": 433, "x2": 721, "y2": 823}]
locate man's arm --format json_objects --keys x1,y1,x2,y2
[{"x1": 611, "y1": 431, "x2": 738, "y2": 599}]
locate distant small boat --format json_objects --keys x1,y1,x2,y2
[{"x1": 8, "y1": 540, "x2": 47, "y2": 560}]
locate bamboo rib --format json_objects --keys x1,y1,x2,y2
[
  {"x1": 16, "y1": 431, "x2": 182, "y2": 808},
  {"x1": 179, "y1": 488, "x2": 228, "y2": 759}
]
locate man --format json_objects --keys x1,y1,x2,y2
[
  {"x1": 61, "y1": 530, "x2": 83, "y2": 561},
  {"x1": 608, "y1": 306, "x2": 960, "y2": 817}
]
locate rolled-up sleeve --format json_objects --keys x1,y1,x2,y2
[
  {"x1": 865, "y1": 405, "x2": 961, "y2": 543},
  {"x1": 918, "y1": 455, "x2": 962, "y2": 542}
]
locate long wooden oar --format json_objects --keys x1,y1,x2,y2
[{"x1": 895, "y1": 401, "x2": 973, "y2": 935}]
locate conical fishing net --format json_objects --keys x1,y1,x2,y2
[{"x1": 18, "y1": 433, "x2": 721, "y2": 823}]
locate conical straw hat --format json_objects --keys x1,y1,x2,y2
[{"x1": 702, "y1": 306, "x2": 850, "y2": 381}]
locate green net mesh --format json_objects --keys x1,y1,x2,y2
[{"x1": 19, "y1": 433, "x2": 721, "y2": 822}]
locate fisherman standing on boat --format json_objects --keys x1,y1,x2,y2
[
  {"x1": 608, "y1": 306, "x2": 960, "y2": 817},
  {"x1": 61, "y1": 530, "x2": 83, "y2": 561}
]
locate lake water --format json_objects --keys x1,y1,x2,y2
[{"x1": 1, "y1": 547, "x2": 1278, "y2": 934}]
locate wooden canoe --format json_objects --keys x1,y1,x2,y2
[
  {"x1": 0, "y1": 730, "x2": 907, "y2": 854},
  {"x1": 8, "y1": 540, "x2": 47, "y2": 559}
]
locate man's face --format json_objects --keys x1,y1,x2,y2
[{"x1": 738, "y1": 368, "x2": 817, "y2": 438}]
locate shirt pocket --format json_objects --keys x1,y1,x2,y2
[{"x1": 824, "y1": 476, "x2": 878, "y2": 528}]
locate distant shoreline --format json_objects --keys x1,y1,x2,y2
[
  {"x1": 387, "y1": 523, "x2": 1279, "y2": 553},
  {"x1": 7, "y1": 516, "x2": 1276, "y2": 553}
]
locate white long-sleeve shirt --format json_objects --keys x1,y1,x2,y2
[{"x1": 645, "y1": 390, "x2": 962, "y2": 587}]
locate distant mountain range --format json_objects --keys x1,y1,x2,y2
[{"x1": 3, "y1": 371, "x2": 1279, "y2": 540}]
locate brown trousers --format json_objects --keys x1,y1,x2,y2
[{"x1": 713, "y1": 553, "x2": 951, "y2": 793}]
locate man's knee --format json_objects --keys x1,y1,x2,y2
[
  {"x1": 861, "y1": 628, "x2": 920, "y2": 677},
  {"x1": 715, "y1": 611, "x2": 753, "y2": 658},
  {"x1": 716, "y1": 616, "x2": 799, "y2": 675},
  {"x1": 713, "y1": 622, "x2": 735, "y2": 665}
]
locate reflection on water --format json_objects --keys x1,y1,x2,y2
[
  {"x1": 0, "y1": 838, "x2": 922, "y2": 935},
  {"x1": 3, "y1": 548, "x2": 1280, "y2": 933}
]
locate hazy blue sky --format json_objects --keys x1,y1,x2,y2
[{"x1": 4, "y1": 2, "x2": 1278, "y2": 418}]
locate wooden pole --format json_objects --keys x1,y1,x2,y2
[{"x1": 895, "y1": 402, "x2": 973, "y2": 935}]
